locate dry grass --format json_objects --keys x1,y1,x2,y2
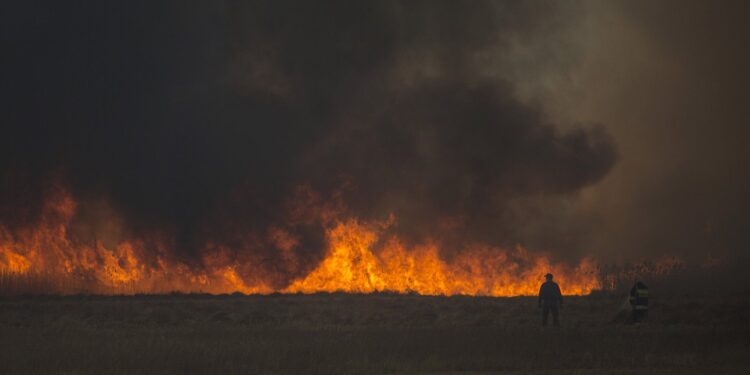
[{"x1": 0, "y1": 292, "x2": 748, "y2": 374}]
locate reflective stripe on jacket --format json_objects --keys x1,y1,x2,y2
[{"x1": 629, "y1": 283, "x2": 649, "y2": 309}]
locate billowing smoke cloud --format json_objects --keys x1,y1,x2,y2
[
  {"x1": 532, "y1": 0, "x2": 750, "y2": 266},
  {"x1": 1, "y1": 1, "x2": 616, "y2": 271}
]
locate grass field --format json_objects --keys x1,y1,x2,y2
[{"x1": 0, "y1": 292, "x2": 748, "y2": 374}]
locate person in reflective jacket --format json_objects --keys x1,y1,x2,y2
[
  {"x1": 629, "y1": 281, "x2": 649, "y2": 322},
  {"x1": 538, "y1": 273, "x2": 563, "y2": 327}
]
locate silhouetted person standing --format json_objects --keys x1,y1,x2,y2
[
  {"x1": 629, "y1": 281, "x2": 649, "y2": 323},
  {"x1": 538, "y1": 273, "x2": 563, "y2": 327}
]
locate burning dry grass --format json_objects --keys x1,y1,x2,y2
[
  {"x1": 0, "y1": 189, "x2": 603, "y2": 297},
  {"x1": 0, "y1": 292, "x2": 748, "y2": 374}
]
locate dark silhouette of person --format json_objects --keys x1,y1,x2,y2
[
  {"x1": 538, "y1": 273, "x2": 563, "y2": 327},
  {"x1": 629, "y1": 281, "x2": 649, "y2": 323}
]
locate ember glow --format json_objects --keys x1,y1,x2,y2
[{"x1": 0, "y1": 189, "x2": 600, "y2": 296}]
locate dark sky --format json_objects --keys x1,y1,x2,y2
[{"x1": 1, "y1": 1, "x2": 747, "y2": 266}]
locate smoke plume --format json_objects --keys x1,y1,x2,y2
[{"x1": 2, "y1": 1, "x2": 618, "y2": 277}]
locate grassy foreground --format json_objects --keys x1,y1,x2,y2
[{"x1": 0, "y1": 292, "x2": 748, "y2": 374}]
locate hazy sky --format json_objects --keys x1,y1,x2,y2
[
  {"x1": 540, "y1": 1, "x2": 750, "y2": 263},
  {"x1": 2, "y1": 1, "x2": 747, "y2": 266}
]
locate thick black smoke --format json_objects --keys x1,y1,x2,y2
[{"x1": 1, "y1": 1, "x2": 616, "y2": 264}]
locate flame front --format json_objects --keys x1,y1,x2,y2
[
  {"x1": 285, "y1": 221, "x2": 600, "y2": 296},
  {"x1": 0, "y1": 190, "x2": 602, "y2": 296}
]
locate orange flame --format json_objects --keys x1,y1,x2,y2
[
  {"x1": 285, "y1": 220, "x2": 600, "y2": 296},
  {"x1": 0, "y1": 189, "x2": 601, "y2": 296}
]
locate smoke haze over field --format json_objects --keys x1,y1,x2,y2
[
  {"x1": 1, "y1": 0, "x2": 748, "y2": 272},
  {"x1": 544, "y1": 1, "x2": 750, "y2": 263}
]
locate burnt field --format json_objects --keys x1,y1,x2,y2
[{"x1": 0, "y1": 293, "x2": 749, "y2": 374}]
